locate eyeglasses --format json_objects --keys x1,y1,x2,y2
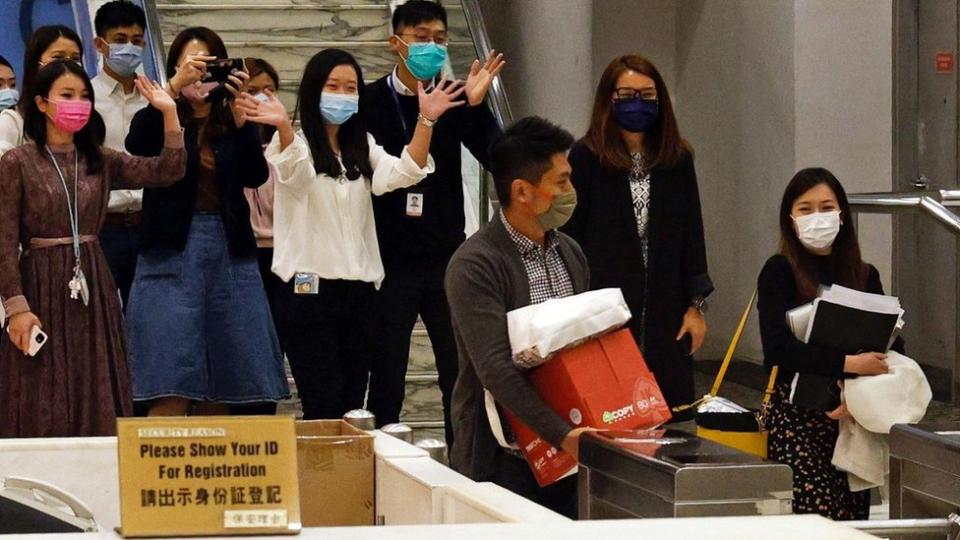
[
  {"x1": 398, "y1": 32, "x2": 448, "y2": 46},
  {"x1": 614, "y1": 87, "x2": 658, "y2": 102}
]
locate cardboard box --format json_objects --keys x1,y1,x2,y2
[
  {"x1": 296, "y1": 420, "x2": 374, "y2": 527},
  {"x1": 504, "y1": 328, "x2": 672, "y2": 486}
]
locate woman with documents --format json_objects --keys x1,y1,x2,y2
[{"x1": 757, "y1": 168, "x2": 904, "y2": 520}]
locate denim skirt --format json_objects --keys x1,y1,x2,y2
[{"x1": 127, "y1": 215, "x2": 289, "y2": 403}]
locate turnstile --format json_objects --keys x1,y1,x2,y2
[{"x1": 578, "y1": 429, "x2": 793, "y2": 519}]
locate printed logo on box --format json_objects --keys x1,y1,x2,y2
[
  {"x1": 569, "y1": 408, "x2": 583, "y2": 425},
  {"x1": 602, "y1": 403, "x2": 636, "y2": 424}
]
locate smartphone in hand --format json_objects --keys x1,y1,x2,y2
[{"x1": 204, "y1": 58, "x2": 244, "y2": 83}]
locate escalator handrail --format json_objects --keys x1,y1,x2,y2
[
  {"x1": 142, "y1": 0, "x2": 168, "y2": 87},
  {"x1": 460, "y1": 0, "x2": 513, "y2": 130}
]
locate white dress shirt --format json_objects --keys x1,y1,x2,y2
[
  {"x1": 92, "y1": 71, "x2": 149, "y2": 213},
  {"x1": 266, "y1": 131, "x2": 435, "y2": 288}
]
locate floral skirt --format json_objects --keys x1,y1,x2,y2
[{"x1": 766, "y1": 382, "x2": 869, "y2": 520}]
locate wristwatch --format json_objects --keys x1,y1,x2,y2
[
  {"x1": 690, "y1": 296, "x2": 708, "y2": 315},
  {"x1": 417, "y1": 113, "x2": 438, "y2": 128}
]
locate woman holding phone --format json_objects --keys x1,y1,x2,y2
[{"x1": 124, "y1": 27, "x2": 288, "y2": 417}]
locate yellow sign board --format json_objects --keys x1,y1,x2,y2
[{"x1": 117, "y1": 416, "x2": 301, "y2": 537}]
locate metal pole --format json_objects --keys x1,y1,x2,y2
[{"x1": 847, "y1": 517, "x2": 953, "y2": 537}]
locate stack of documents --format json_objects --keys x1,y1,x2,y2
[{"x1": 785, "y1": 285, "x2": 905, "y2": 410}]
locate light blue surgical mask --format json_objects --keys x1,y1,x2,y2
[
  {"x1": 0, "y1": 88, "x2": 18, "y2": 110},
  {"x1": 320, "y1": 92, "x2": 359, "y2": 125},
  {"x1": 253, "y1": 92, "x2": 270, "y2": 103},
  {"x1": 398, "y1": 37, "x2": 447, "y2": 80},
  {"x1": 105, "y1": 43, "x2": 144, "y2": 78}
]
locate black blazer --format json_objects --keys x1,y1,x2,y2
[
  {"x1": 563, "y1": 141, "x2": 713, "y2": 409},
  {"x1": 125, "y1": 105, "x2": 268, "y2": 258},
  {"x1": 363, "y1": 75, "x2": 501, "y2": 260}
]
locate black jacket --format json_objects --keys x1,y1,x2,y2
[
  {"x1": 363, "y1": 75, "x2": 500, "y2": 260},
  {"x1": 563, "y1": 142, "x2": 713, "y2": 410},
  {"x1": 125, "y1": 105, "x2": 268, "y2": 258}
]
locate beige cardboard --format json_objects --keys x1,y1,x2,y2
[
  {"x1": 295, "y1": 420, "x2": 375, "y2": 527},
  {"x1": 116, "y1": 416, "x2": 301, "y2": 537}
]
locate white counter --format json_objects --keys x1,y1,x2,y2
[{"x1": 10, "y1": 515, "x2": 873, "y2": 539}]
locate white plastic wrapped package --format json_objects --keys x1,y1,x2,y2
[{"x1": 507, "y1": 288, "x2": 632, "y2": 368}]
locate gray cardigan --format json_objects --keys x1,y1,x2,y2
[{"x1": 444, "y1": 215, "x2": 590, "y2": 481}]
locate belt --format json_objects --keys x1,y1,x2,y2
[
  {"x1": 104, "y1": 210, "x2": 143, "y2": 228},
  {"x1": 25, "y1": 235, "x2": 98, "y2": 256}
]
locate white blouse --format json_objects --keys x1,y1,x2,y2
[{"x1": 266, "y1": 131, "x2": 435, "y2": 288}]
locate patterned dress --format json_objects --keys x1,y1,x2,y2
[{"x1": 0, "y1": 134, "x2": 186, "y2": 437}]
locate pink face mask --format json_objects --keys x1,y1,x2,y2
[{"x1": 47, "y1": 99, "x2": 92, "y2": 133}]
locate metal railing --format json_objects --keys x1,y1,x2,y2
[{"x1": 848, "y1": 189, "x2": 960, "y2": 235}]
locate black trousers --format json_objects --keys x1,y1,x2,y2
[
  {"x1": 255, "y1": 247, "x2": 282, "y2": 320},
  {"x1": 367, "y1": 252, "x2": 459, "y2": 446},
  {"x1": 490, "y1": 450, "x2": 578, "y2": 519},
  {"x1": 275, "y1": 278, "x2": 376, "y2": 420},
  {"x1": 99, "y1": 222, "x2": 141, "y2": 311}
]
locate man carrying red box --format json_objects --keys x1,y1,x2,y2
[{"x1": 444, "y1": 117, "x2": 591, "y2": 519}]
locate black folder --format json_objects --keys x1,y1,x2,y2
[{"x1": 791, "y1": 300, "x2": 900, "y2": 411}]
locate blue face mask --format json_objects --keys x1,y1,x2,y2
[
  {"x1": 320, "y1": 92, "x2": 359, "y2": 125},
  {"x1": 253, "y1": 92, "x2": 270, "y2": 103},
  {"x1": 398, "y1": 37, "x2": 447, "y2": 80},
  {"x1": 0, "y1": 88, "x2": 18, "y2": 110},
  {"x1": 612, "y1": 98, "x2": 660, "y2": 133},
  {"x1": 105, "y1": 43, "x2": 144, "y2": 78}
]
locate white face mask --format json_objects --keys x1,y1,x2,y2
[{"x1": 793, "y1": 210, "x2": 841, "y2": 251}]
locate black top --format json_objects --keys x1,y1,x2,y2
[
  {"x1": 757, "y1": 254, "x2": 905, "y2": 385},
  {"x1": 125, "y1": 106, "x2": 268, "y2": 258},
  {"x1": 363, "y1": 75, "x2": 500, "y2": 260},
  {"x1": 562, "y1": 141, "x2": 713, "y2": 409}
]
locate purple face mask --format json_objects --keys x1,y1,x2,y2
[{"x1": 181, "y1": 81, "x2": 222, "y2": 103}]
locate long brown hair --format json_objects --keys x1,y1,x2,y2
[
  {"x1": 585, "y1": 54, "x2": 690, "y2": 171},
  {"x1": 779, "y1": 168, "x2": 869, "y2": 300}
]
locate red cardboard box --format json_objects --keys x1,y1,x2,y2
[{"x1": 504, "y1": 328, "x2": 672, "y2": 486}]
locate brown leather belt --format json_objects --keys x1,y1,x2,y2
[
  {"x1": 25, "y1": 235, "x2": 98, "y2": 256},
  {"x1": 104, "y1": 210, "x2": 143, "y2": 228}
]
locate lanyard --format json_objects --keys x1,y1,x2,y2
[
  {"x1": 45, "y1": 146, "x2": 81, "y2": 261},
  {"x1": 386, "y1": 75, "x2": 412, "y2": 141}
]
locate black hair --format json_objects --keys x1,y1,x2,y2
[
  {"x1": 295, "y1": 49, "x2": 372, "y2": 180},
  {"x1": 392, "y1": 0, "x2": 447, "y2": 33},
  {"x1": 165, "y1": 27, "x2": 236, "y2": 148},
  {"x1": 24, "y1": 60, "x2": 104, "y2": 174},
  {"x1": 246, "y1": 57, "x2": 279, "y2": 90},
  {"x1": 0, "y1": 55, "x2": 12, "y2": 71},
  {"x1": 94, "y1": 0, "x2": 147, "y2": 37},
  {"x1": 489, "y1": 116, "x2": 574, "y2": 206},
  {"x1": 21, "y1": 25, "x2": 83, "y2": 113}
]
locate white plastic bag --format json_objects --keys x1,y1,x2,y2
[{"x1": 506, "y1": 288, "x2": 632, "y2": 368}]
